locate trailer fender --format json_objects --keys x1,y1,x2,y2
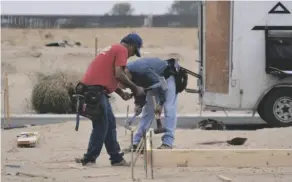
[{"x1": 252, "y1": 79, "x2": 292, "y2": 116}]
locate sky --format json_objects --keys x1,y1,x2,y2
[{"x1": 1, "y1": 1, "x2": 175, "y2": 15}]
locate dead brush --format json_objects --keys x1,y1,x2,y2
[{"x1": 31, "y1": 70, "x2": 82, "y2": 114}]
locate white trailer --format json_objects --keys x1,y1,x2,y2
[{"x1": 196, "y1": 1, "x2": 292, "y2": 126}]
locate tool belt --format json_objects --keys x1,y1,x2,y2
[
  {"x1": 75, "y1": 82, "x2": 107, "y2": 120},
  {"x1": 164, "y1": 58, "x2": 188, "y2": 94}
]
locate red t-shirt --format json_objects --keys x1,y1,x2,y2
[{"x1": 82, "y1": 44, "x2": 128, "y2": 93}]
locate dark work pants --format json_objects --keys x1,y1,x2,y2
[{"x1": 83, "y1": 94, "x2": 123, "y2": 164}]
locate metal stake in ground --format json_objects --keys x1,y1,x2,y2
[
  {"x1": 131, "y1": 136, "x2": 144, "y2": 182},
  {"x1": 131, "y1": 131, "x2": 135, "y2": 181},
  {"x1": 132, "y1": 137, "x2": 144, "y2": 166},
  {"x1": 125, "y1": 105, "x2": 129, "y2": 136},
  {"x1": 130, "y1": 117, "x2": 157, "y2": 180},
  {"x1": 150, "y1": 130, "x2": 154, "y2": 179},
  {"x1": 143, "y1": 130, "x2": 148, "y2": 178}
]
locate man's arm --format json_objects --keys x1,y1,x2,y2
[
  {"x1": 113, "y1": 45, "x2": 140, "y2": 94},
  {"x1": 145, "y1": 67, "x2": 166, "y2": 106},
  {"x1": 115, "y1": 67, "x2": 138, "y2": 93}
]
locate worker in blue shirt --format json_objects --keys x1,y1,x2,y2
[{"x1": 121, "y1": 57, "x2": 178, "y2": 150}]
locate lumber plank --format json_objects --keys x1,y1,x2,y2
[{"x1": 140, "y1": 149, "x2": 292, "y2": 168}]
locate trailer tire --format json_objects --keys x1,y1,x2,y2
[{"x1": 262, "y1": 88, "x2": 292, "y2": 127}]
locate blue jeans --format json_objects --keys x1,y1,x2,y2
[
  {"x1": 133, "y1": 76, "x2": 178, "y2": 147},
  {"x1": 84, "y1": 94, "x2": 123, "y2": 164}
]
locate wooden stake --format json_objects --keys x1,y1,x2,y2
[
  {"x1": 4, "y1": 72, "x2": 10, "y2": 126},
  {"x1": 95, "y1": 37, "x2": 98, "y2": 56},
  {"x1": 146, "y1": 129, "x2": 154, "y2": 179}
]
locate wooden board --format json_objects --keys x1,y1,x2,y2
[
  {"x1": 146, "y1": 129, "x2": 152, "y2": 168},
  {"x1": 205, "y1": 1, "x2": 230, "y2": 94},
  {"x1": 140, "y1": 149, "x2": 292, "y2": 168}
]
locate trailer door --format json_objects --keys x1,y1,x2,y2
[{"x1": 199, "y1": 1, "x2": 241, "y2": 108}]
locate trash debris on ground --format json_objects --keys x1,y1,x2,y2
[
  {"x1": 45, "y1": 40, "x2": 82, "y2": 47},
  {"x1": 217, "y1": 175, "x2": 232, "y2": 182},
  {"x1": 83, "y1": 173, "x2": 120, "y2": 178},
  {"x1": 4, "y1": 164, "x2": 21, "y2": 168},
  {"x1": 197, "y1": 119, "x2": 226, "y2": 130},
  {"x1": 2, "y1": 124, "x2": 27, "y2": 130},
  {"x1": 15, "y1": 171, "x2": 51, "y2": 179},
  {"x1": 17, "y1": 132, "x2": 40, "y2": 148}
]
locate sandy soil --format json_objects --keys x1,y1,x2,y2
[
  {"x1": 1, "y1": 28, "x2": 200, "y2": 115},
  {"x1": 2, "y1": 28, "x2": 292, "y2": 181},
  {"x1": 2, "y1": 122, "x2": 292, "y2": 182}
]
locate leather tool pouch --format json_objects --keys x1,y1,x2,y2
[
  {"x1": 75, "y1": 82, "x2": 104, "y2": 120},
  {"x1": 166, "y1": 58, "x2": 188, "y2": 94}
]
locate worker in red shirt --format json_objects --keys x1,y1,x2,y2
[{"x1": 74, "y1": 33, "x2": 145, "y2": 166}]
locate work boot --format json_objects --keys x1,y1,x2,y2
[
  {"x1": 122, "y1": 144, "x2": 144, "y2": 154},
  {"x1": 157, "y1": 144, "x2": 172, "y2": 149},
  {"x1": 75, "y1": 157, "x2": 96, "y2": 166},
  {"x1": 122, "y1": 144, "x2": 137, "y2": 153},
  {"x1": 111, "y1": 159, "x2": 130, "y2": 167}
]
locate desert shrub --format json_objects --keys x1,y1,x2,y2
[
  {"x1": 31, "y1": 70, "x2": 116, "y2": 114},
  {"x1": 31, "y1": 70, "x2": 81, "y2": 114}
]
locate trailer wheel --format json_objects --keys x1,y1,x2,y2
[{"x1": 262, "y1": 88, "x2": 292, "y2": 127}]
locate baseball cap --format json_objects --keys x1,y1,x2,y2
[{"x1": 121, "y1": 33, "x2": 143, "y2": 57}]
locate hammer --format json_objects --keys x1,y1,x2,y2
[
  {"x1": 152, "y1": 96, "x2": 167, "y2": 134},
  {"x1": 72, "y1": 94, "x2": 84, "y2": 131}
]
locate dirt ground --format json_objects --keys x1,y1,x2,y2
[
  {"x1": 1, "y1": 28, "x2": 200, "y2": 115},
  {"x1": 2, "y1": 28, "x2": 292, "y2": 182},
  {"x1": 2, "y1": 122, "x2": 292, "y2": 182}
]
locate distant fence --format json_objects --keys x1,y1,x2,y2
[{"x1": 1, "y1": 14, "x2": 198, "y2": 28}]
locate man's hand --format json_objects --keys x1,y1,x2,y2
[
  {"x1": 155, "y1": 105, "x2": 163, "y2": 116},
  {"x1": 134, "y1": 105, "x2": 142, "y2": 115},
  {"x1": 121, "y1": 92, "x2": 133, "y2": 101},
  {"x1": 115, "y1": 88, "x2": 132, "y2": 101}
]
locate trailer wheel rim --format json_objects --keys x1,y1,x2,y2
[{"x1": 273, "y1": 97, "x2": 292, "y2": 123}]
